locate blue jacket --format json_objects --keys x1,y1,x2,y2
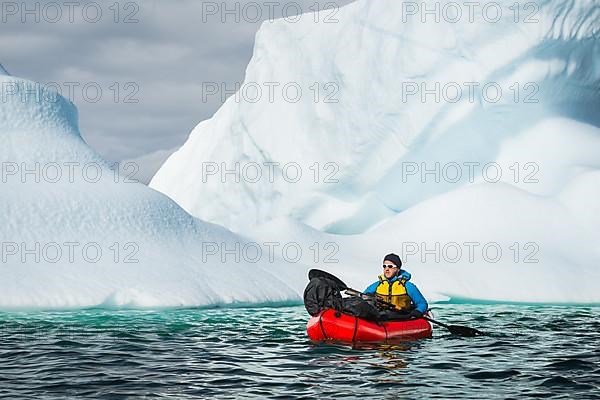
[{"x1": 364, "y1": 270, "x2": 428, "y2": 313}]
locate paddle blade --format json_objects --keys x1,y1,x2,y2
[{"x1": 448, "y1": 325, "x2": 485, "y2": 337}]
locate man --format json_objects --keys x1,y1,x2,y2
[{"x1": 364, "y1": 253, "x2": 428, "y2": 318}]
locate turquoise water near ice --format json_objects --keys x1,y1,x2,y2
[{"x1": 1, "y1": 305, "x2": 599, "y2": 399}]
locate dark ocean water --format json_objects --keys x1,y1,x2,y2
[{"x1": 1, "y1": 305, "x2": 599, "y2": 399}]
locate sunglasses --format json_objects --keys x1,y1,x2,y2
[{"x1": 382, "y1": 264, "x2": 398, "y2": 269}]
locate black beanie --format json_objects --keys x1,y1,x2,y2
[{"x1": 383, "y1": 253, "x2": 402, "y2": 268}]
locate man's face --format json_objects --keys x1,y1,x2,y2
[{"x1": 383, "y1": 262, "x2": 399, "y2": 279}]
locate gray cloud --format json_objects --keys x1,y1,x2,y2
[{"x1": 0, "y1": 0, "x2": 355, "y2": 165}]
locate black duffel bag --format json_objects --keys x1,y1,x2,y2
[
  {"x1": 304, "y1": 277, "x2": 380, "y2": 321},
  {"x1": 303, "y1": 277, "x2": 343, "y2": 316}
]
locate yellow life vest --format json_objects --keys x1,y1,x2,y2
[{"x1": 375, "y1": 275, "x2": 413, "y2": 311}]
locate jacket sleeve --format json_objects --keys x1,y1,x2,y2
[
  {"x1": 405, "y1": 282, "x2": 428, "y2": 313},
  {"x1": 364, "y1": 281, "x2": 379, "y2": 294}
]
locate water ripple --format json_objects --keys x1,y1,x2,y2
[{"x1": 0, "y1": 305, "x2": 599, "y2": 398}]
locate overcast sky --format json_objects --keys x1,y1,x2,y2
[{"x1": 1, "y1": 0, "x2": 355, "y2": 164}]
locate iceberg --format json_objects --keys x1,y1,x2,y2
[
  {"x1": 151, "y1": 0, "x2": 600, "y2": 303},
  {"x1": 0, "y1": 74, "x2": 302, "y2": 310},
  {"x1": 152, "y1": 0, "x2": 599, "y2": 233}
]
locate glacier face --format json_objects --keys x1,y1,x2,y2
[
  {"x1": 150, "y1": 0, "x2": 600, "y2": 303},
  {"x1": 0, "y1": 74, "x2": 303, "y2": 310}
]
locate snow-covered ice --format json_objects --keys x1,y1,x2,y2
[
  {"x1": 151, "y1": 0, "x2": 600, "y2": 303},
  {"x1": 2, "y1": 0, "x2": 599, "y2": 309},
  {"x1": 152, "y1": 0, "x2": 599, "y2": 234},
  {"x1": 0, "y1": 74, "x2": 302, "y2": 309}
]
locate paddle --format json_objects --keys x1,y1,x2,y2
[
  {"x1": 308, "y1": 268, "x2": 485, "y2": 337},
  {"x1": 420, "y1": 315, "x2": 484, "y2": 337}
]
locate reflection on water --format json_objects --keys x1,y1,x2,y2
[{"x1": 1, "y1": 305, "x2": 599, "y2": 399}]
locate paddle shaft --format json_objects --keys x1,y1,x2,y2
[
  {"x1": 349, "y1": 289, "x2": 444, "y2": 325},
  {"x1": 421, "y1": 315, "x2": 450, "y2": 329},
  {"x1": 348, "y1": 290, "x2": 481, "y2": 335}
]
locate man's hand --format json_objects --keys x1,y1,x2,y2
[{"x1": 410, "y1": 309, "x2": 423, "y2": 318}]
